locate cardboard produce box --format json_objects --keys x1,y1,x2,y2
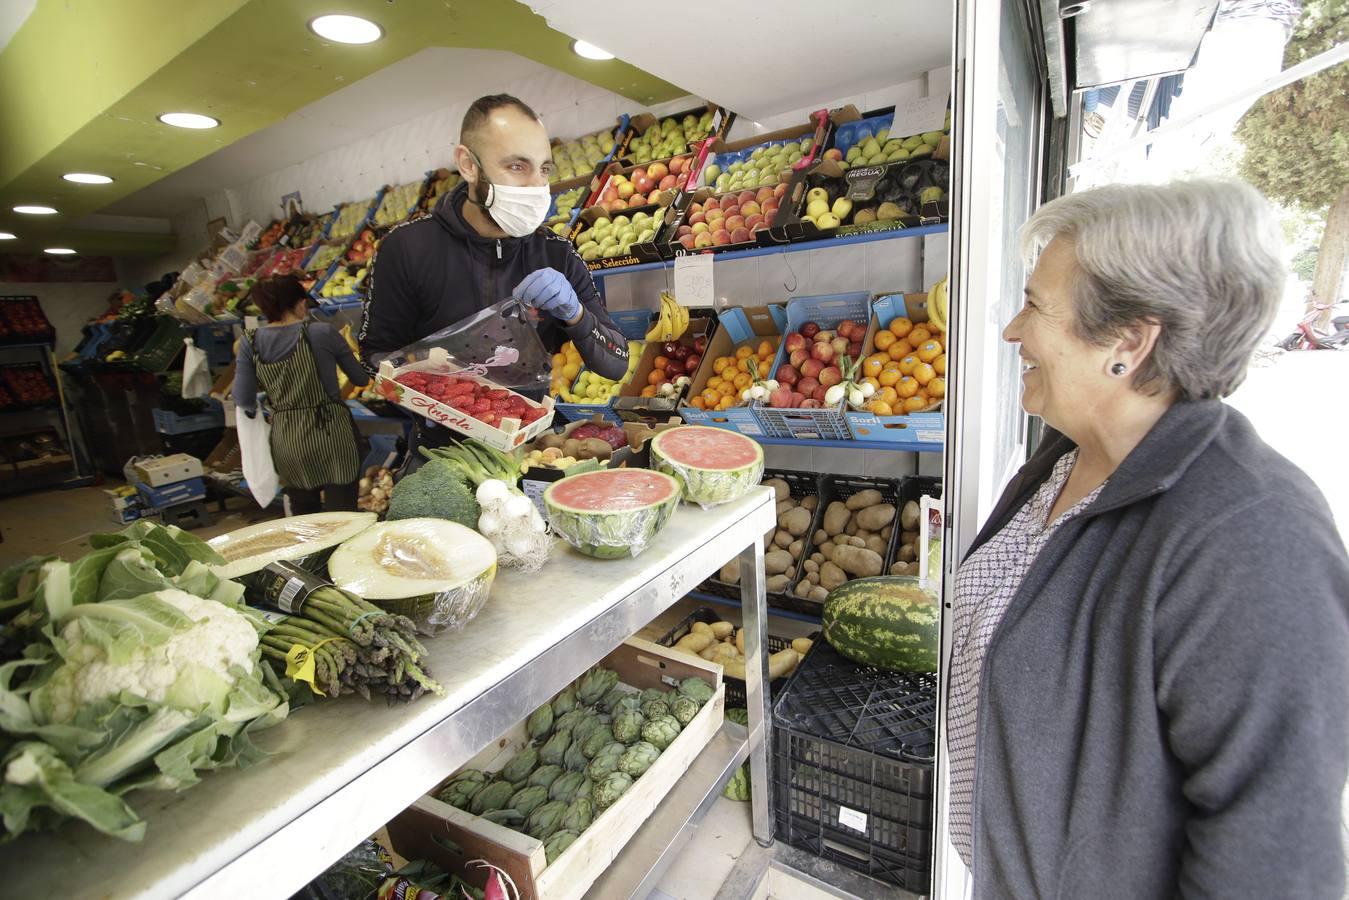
[
  {"x1": 679, "y1": 304, "x2": 788, "y2": 436},
  {"x1": 611, "y1": 313, "x2": 717, "y2": 422}
]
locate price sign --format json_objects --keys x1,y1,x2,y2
[
  {"x1": 673, "y1": 253, "x2": 714, "y2": 309},
  {"x1": 891, "y1": 91, "x2": 949, "y2": 139}
]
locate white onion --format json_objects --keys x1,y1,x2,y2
[
  {"x1": 477, "y1": 511, "x2": 502, "y2": 537},
  {"x1": 476, "y1": 479, "x2": 510, "y2": 506},
  {"x1": 824, "y1": 384, "x2": 846, "y2": 405},
  {"x1": 504, "y1": 494, "x2": 533, "y2": 521}
]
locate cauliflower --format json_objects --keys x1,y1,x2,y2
[{"x1": 31, "y1": 589, "x2": 260, "y2": 726}]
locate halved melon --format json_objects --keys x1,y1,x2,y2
[
  {"x1": 209, "y1": 512, "x2": 376, "y2": 581},
  {"x1": 649, "y1": 426, "x2": 764, "y2": 508},
  {"x1": 544, "y1": 468, "x2": 680, "y2": 559},
  {"x1": 327, "y1": 518, "x2": 497, "y2": 634}
]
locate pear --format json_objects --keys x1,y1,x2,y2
[
  {"x1": 919, "y1": 187, "x2": 945, "y2": 205},
  {"x1": 876, "y1": 128, "x2": 890, "y2": 142},
  {"x1": 867, "y1": 154, "x2": 888, "y2": 166},
  {"x1": 908, "y1": 144, "x2": 934, "y2": 160},
  {"x1": 860, "y1": 138, "x2": 882, "y2": 159},
  {"x1": 921, "y1": 131, "x2": 944, "y2": 146},
  {"x1": 831, "y1": 197, "x2": 854, "y2": 219},
  {"x1": 613, "y1": 215, "x2": 631, "y2": 228},
  {"x1": 886, "y1": 149, "x2": 909, "y2": 163},
  {"x1": 806, "y1": 187, "x2": 830, "y2": 205},
  {"x1": 883, "y1": 140, "x2": 903, "y2": 153},
  {"x1": 703, "y1": 164, "x2": 721, "y2": 184},
  {"x1": 578, "y1": 240, "x2": 600, "y2": 255},
  {"x1": 806, "y1": 199, "x2": 831, "y2": 219},
  {"x1": 581, "y1": 246, "x2": 601, "y2": 261},
  {"x1": 846, "y1": 147, "x2": 862, "y2": 163},
  {"x1": 637, "y1": 228, "x2": 655, "y2": 243},
  {"x1": 876, "y1": 202, "x2": 904, "y2": 221},
  {"x1": 853, "y1": 208, "x2": 877, "y2": 225},
  {"x1": 902, "y1": 135, "x2": 924, "y2": 150}
]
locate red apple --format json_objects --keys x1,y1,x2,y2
[
  {"x1": 784, "y1": 332, "x2": 807, "y2": 352},
  {"x1": 837, "y1": 319, "x2": 861, "y2": 340},
  {"x1": 800, "y1": 321, "x2": 821, "y2": 339},
  {"x1": 677, "y1": 225, "x2": 692, "y2": 238},
  {"x1": 724, "y1": 215, "x2": 746, "y2": 232},
  {"x1": 659, "y1": 174, "x2": 679, "y2": 191},
  {"x1": 712, "y1": 230, "x2": 732, "y2": 246},
  {"x1": 689, "y1": 211, "x2": 706, "y2": 225},
  {"x1": 669, "y1": 156, "x2": 684, "y2": 175},
  {"x1": 815, "y1": 330, "x2": 835, "y2": 343},
  {"x1": 673, "y1": 345, "x2": 692, "y2": 360},
  {"x1": 730, "y1": 227, "x2": 751, "y2": 244},
  {"x1": 664, "y1": 358, "x2": 685, "y2": 376},
  {"x1": 819, "y1": 366, "x2": 842, "y2": 388},
  {"x1": 824, "y1": 148, "x2": 843, "y2": 162},
  {"x1": 762, "y1": 198, "x2": 779, "y2": 213},
  {"x1": 648, "y1": 162, "x2": 669, "y2": 180},
  {"x1": 764, "y1": 210, "x2": 777, "y2": 226},
  {"x1": 685, "y1": 353, "x2": 701, "y2": 372},
  {"x1": 774, "y1": 183, "x2": 789, "y2": 199},
  {"x1": 776, "y1": 364, "x2": 799, "y2": 385},
  {"x1": 678, "y1": 234, "x2": 696, "y2": 250},
  {"x1": 812, "y1": 342, "x2": 836, "y2": 364},
  {"x1": 791, "y1": 391, "x2": 806, "y2": 406},
  {"x1": 721, "y1": 204, "x2": 740, "y2": 220},
  {"x1": 831, "y1": 337, "x2": 849, "y2": 358},
  {"x1": 629, "y1": 193, "x2": 647, "y2": 207},
  {"x1": 705, "y1": 197, "x2": 722, "y2": 210},
  {"x1": 848, "y1": 340, "x2": 863, "y2": 358},
  {"x1": 745, "y1": 214, "x2": 765, "y2": 231},
  {"x1": 706, "y1": 208, "x2": 725, "y2": 224},
  {"x1": 800, "y1": 358, "x2": 825, "y2": 379},
  {"x1": 633, "y1": 173, "x2": 656, "y2": 194},
  {"x1": 797, "y1": 376, "x2": 821, "y2": 397},
  {"x1": 789, "y1": 349, "x2": 810, "y2": 368},
  {"x1": 812, "y1": 385, "x2": 830, "y2": 403},
  {"x1": 694, "y1": 335, "x2": 708, "y2": 354}
]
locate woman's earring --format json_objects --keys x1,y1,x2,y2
[{"x1": 1111, "y1": 362, "x2": 1127, "y2": 376}]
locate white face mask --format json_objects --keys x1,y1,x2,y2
[{"x1": 481, "y1": 181, "x2": 551, "y2": 237}]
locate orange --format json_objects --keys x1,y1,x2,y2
[
  {"x1": 887, "y1": 340, "x2": 913, "y2": 361},
  {"x1": 708, "y1": 376, "x2": 725, "y2": 391},
  {"x1": 878, "y1": 386, "x2": 899, "y2": 406},
  {"x1": 873, "y1": 330, "x2": 896, "y2": 351},
  {"x1": 916, "y1": 340, "x2": 942, "y2": 363},
  {"x1": 862, "y1": 357, "x2": 884, "y2": 378},
  {"x1": 933, "y1": 354, "x2": 946, "y2": 375},
  {"x1": 862, "y1": 376, "x2": 882, "y2": 392},
  {"x1": 720, "y1": 384, "x2": 737, "y2": 399},
  {"x1": 897, "y1": 354, "x2": 919, "y2": 376},
  {"x1": 718, "y1": 396, "x2": 735, "y2": 410},
  {"x1": 758, "y1": 359, "x2": 772, "y2": 378},
  {"x1": 647, "y1": 369, "x2": 665, "y2": 386},
  {"x1": 912, "y1": 362, "x2": 935, "y2": 385},
  {"x1": 888, "y1": 317, "x2": 914, "y2": 339},
  {"x1": 701, "y1": 387, "x2": 720, "y2": 403},
  {"x1": 896, "y1": 376, "x2": 920, "y2": 398},
  {"x1": 655, "y1": 355, "x2": 671, "y2": 370},
  {"x1": 878, "y1": 367, "x2": 903, "y2": 387},
  {"x1": 909, "y1": 326, "x2": 932, "y2": 345},
  {"x1": 689, "y1": 396, "x2": 706, "y2": 409},
  {"x1": 735, "y1": 346, "x2": 754, "y2": 360},
  {"x1": 729, "y1": 372, "x2": 749, "y2": 390},
  {"x1": 713, "y1": 357, "x2": 732, "y2": 374},
  {"x1": 904, "y1": 396, "x2": 928, "y2": 413},
  {"x1": 641, "y1": 385, "x2": 658, "y2": 398},
  {"x1": 757, "y1": 340, "x2": 774, "y2": 358},
  {"x1": 928, "y1": 376, "x2": 945, "y2": 398},
  {"x1": 868, "y1": 400, "x2": 895, "y2": 416}
]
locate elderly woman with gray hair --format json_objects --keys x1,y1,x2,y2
[{"x1": 948, "y1": 180, "x2": 1348, "y2": 898}]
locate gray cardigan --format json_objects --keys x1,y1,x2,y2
[{"x1": 965, "y1": 400, "x2": 1348, "y2": 899}]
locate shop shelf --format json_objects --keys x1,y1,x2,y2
[{"x1": 1, "y1": 489, "x2": 778, "y2": 899}]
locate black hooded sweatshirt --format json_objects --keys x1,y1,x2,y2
[{"x1": 358, "y1": 182, "x2": 629, "y2": 384}]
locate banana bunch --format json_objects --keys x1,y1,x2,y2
[
  {"x1": 645, "y1": 291, "x2": 690, "y2": 342},
  {"x1": 926, "y1": 275, "x2": 948, "y2": 333}
]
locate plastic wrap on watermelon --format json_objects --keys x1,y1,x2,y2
[
  {"x1": 646, "y1": 425, "x2": 766, "y2": 509},
  {"x1": 542, "y1": 469, "x2": 682, "y2": 559}
]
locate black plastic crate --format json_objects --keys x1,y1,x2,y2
[
  {"x1": 890, "y1": 475, "x2": 944, "y2": 575},
  {"x1": 780, "y1": 474, "x2": 904, "y2": 616},
  {"x1": 657, "y1": 607, "x2": 793, "y2": 708},
  {"x1": 698, "y1": 468, "x2": 824, "y2": 606},
  {"x1": 772, "y1": 640, "x2": 936, "y2": 893}
]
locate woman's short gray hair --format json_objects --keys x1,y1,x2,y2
[{"x1": 1021, "y1": 179, "x2": 1285, "y2": 400}]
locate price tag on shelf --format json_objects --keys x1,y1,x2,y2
[
  {"x1": 891, "y1": 91, "x2": 950, "y2": 138},
  {"x1": 838, "y1": 806, "x2": 869, "y2": 832},
  {"x1": 673, "y1": 253, "x2": 714, "y2": 309}
]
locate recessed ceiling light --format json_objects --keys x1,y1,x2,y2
[
  {"x1": 158, "y1": 112, "x2": 220, "y2": 129},
  {"x1": 44, "y1": 248, "x2": 76, "y2": 255},
  {"x1": 63, "y1": 172, "x2": 115, "y2": 185},
  {"x1": 14, "y1": 205, "x2": 57, "y2": 215},
  {"x1": 0, "y1": 232, "x2": 15, "y2": 240},
  {"x1": 309, "y1": 14, "x2": 383, "y2": 44},
  {"x1": 572, "y1": 40, "x2": 614, "y2": 60}
]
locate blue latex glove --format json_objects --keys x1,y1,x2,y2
[{"x1": 513, "y1": 268, "x2": 581, "y2": 323}]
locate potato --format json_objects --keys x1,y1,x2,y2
[
  {"x1": 865, "y1": 535, "x2": 888, "y2": 555},
  {"x1": 773, "y1": 530, "x2": 793, "y2": 549},
  {"x1": 822, "y1": 502, "x2": 850, "y2": 536},
  {"x1": 736, "y1": 628, "x2": 745, "y2": 654},
  {"x1": 809, "y1": 586, "x2": 829, "y2": 603},
  {"x1": 671, "y1": 646, "x2": 705, "y2": 663},
  {"x1": 776, "y1": 499, "x2": 795, "y2": 516},
  {"x1": 767, "y1": 574, "x2": 789, "y2": 593},
  {"x1": 780, "y1": 506, "x2": 812, "y2": 537},
  {"x1": 802, "y1": 559, "x2": 819, "y2": 574},
  {"x1": 692, "y1": 621, "x2": 714, "y2": 637},
  {"x1": 676, "y1": 633, "x2": 714, "y2": 653},
  {"x1": 768, "y1": 649, "x2": 800, "y2": 680},
  {"x1": 882, "y1": 525, "x2": 894, "y2": 541},
  {"x1": 847, "y1": 535, "x2": 868, "y2": 548},
  {"x1": 811, "y1": 552, "x2": 826, "y2": 565},
  {"x1": 901, "y1": 500, "x2": 921, "y2": 531},
  {"x1": 788, "y1": 539, "x2": 804, "y2": 558},
  {"x1": 722, "y1": 657, "x2": 747, "y2": 680},
  {"x1": 845, "y1": 521, "x2": 858, "y2": 536},
  {"x1": 792, "y1": 638, "x2": 814, "y2": 656},
  {"x1": 801, "y1": 495, "x2": 818, "y2": 511},
  {"x1": 898, "y1": 542, "x2": 916, "y2": 563},
  {"x1": 890, "y1": 560, "x2": 920, "y2": 576},
  {"x1": 901, "y1": 530, "x2": 920, "y2": 544},
  {"x1": 807, "y1": 571, "x2": 820, "y2": 585},
  {"x1": 856, "y1": 503, "x2": 896, "y2": 532},
  {"x1": 846, "y1": 489, "x2": 884, "y2": 510},
  {"x1": 820, "y1": 561, "x2": 848, "y2": 591},
  {"x1": 813, "y1": 529, "x2": 829, "y2": 546},
  {"x1": 720, "y1": 560, "x2": 741, "y2": 584},
  {"x1": 794, "y1": 582, "x2": 814, "y2": 600},
  {"x1": 765, "y1": 549, "x2": 793, "y2": 575},
  {"x1": 764, "y1": 478, "x2": 790, "y2": 502},
  {"x1": 820, "y1": 541, "x2": 836, "y2": 559},
  {"x1": 832, "y1": 545, "x2": 884, "y2": 577},
  {"x1": 700, "y1": 644, "x2": 724, "y2": 661},
  {"x1": 710, "y1": 621, "x2": 735, "y2": 640}
]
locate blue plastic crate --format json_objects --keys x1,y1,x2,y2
[
  {"x1": 831, "y1": 113, "x2": 895, "y2": 156},
  {"x1": 754, "y1": 292, "x2": 872, "y2": 441},
  {"x1": 191, "y1": 323, "x2": 236, "y2": 368},
  {"x1": 136, "y1": 477, "x2": 206, "y2": 508},
  {"x1": 609, "y1": 308, "x2": 652, "y2": 340},
  {"x1": 553, "y1": 401, "x2": 622, "y2": 425},
  {"x1": 844, "y1": 294, "x2": 945, "y2": 448},
  {"x1": 153, "y1": 403, "x2": 225, "y2": 435},
  {"x1": 679, "y1": 305, "x2": 787, "y2": 437},
  {"x1": 695, "y1": 133, "x2": 816, "y2": 192}
]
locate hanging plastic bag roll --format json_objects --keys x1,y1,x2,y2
[{"x1": 181, "y1": 337, "x2": 212, "y2": 399}]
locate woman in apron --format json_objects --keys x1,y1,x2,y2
[{"x1": 233, "y1": 275, "x2": 370, "y2": 514}]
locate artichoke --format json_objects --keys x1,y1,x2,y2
[
  {"x1": 482, "y1": 808, "x2": 525, "y2": 826},
  {"x1": 571, "y1": 712, "x2": 605, "y2": 744},
  {"x1": 525, "y1": 799, "x2": 569, "y2": 840},
  {"x1": 593, "y1": 772, "x2": 634, "y2": 811},
  {"x1": 671, "y1": 695, "x2": 699, "y2": 727},
  {"x1": 587, "y1": 751, "x2": 622, "y2": 781},
  {"x1": 527, "y1": 704, "x2": 554, "y2": 741},
  {"x1": 560, "y1": 796, "x2": 594, "y2": 833},
  {"x1": 564, "y1": 739, "x2": 590, "y2": 773},
  {"x1": 549, "y1": 771, "x2": 587, "y2": 804},
  {"x1": 470, "y1": 780, "x2": 516, "y2": 815},
  {"x1": 725, "y1": 708, "x2": 750, "y2": 727},
  {"x1": 552, "y1": 687, "x2": 579, "y2": 717},
  {"x1": 544, "y1": 829, "x2": 580, "y2": 864},
  {"x1": 581, "y1": 725, "x2": 616, "y2": 758},
  {"x1": 577, "y1": 667, "x2": 619, "y2": 705},
  {"x1": 539, "y1": 729, "x2": 572, "y2": 767},
  {"x1": 613, "y1": 710, "x2": 645, "y2": 744},
  {"x1": 508, "y1": 784, "x2": 551, "y2": 817},
  {"x1": 555, "y1": 710, "x2": 589, "y2": 733},
  {"x1": 609, "y1": 694, "x2": 643, "y2": 715},
  {"x1": 641, "y1": 714, "x2": 682, "y2": 751},
  {"x1": 528, "y1": 764, "x2": 564, "y2": 790},
  {"x1": 436, "y1": 774, "x2": 486, "y2": 810},
  {"x1": 598, "y1": 686, "x2": 631, "y2": 714},
  {"x1": 640, "y1": 687, "x2": 669, "y2": 706},
  {"x1": 641, "y1": 699, "x2": 671, "y2": 720},
  {"x1": 678, "y1": 677, "x2": 715, "y2": 706},
  {"x1": 500, "y1": 746, "x2": 539, "y2": 784},
  {"x1": 618, "y1": 741, "x2": 661, "y2": 778}
]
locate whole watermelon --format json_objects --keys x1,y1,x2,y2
[{"x1": 822, "y1": 576, "x2": 939, "y2": 673}]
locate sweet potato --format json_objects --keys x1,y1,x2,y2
[
  {"x1": 846, "y1": 489, "x2": 883, "y2": 510},
  {"x1": 832, "y1": 545, "x2": 884, "y2": 577}
]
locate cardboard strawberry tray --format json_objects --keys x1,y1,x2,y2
[{"x1": 375, "y1": 349, "x2": 556, "y2": 451}]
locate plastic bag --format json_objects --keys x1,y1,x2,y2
[
  {"x1": 237, "y1": 405, "x2": 280, "y2": 508},
  {"x1": 182, "y1": 338, "x2": 212, "y2": 399},
  {"x1": 376, "y1": 297, "x2": 551, "y2": 394},
  {"x1": 648, "y1": 426, "x2": 765, "y2": 510},
  {"x1": 542, "y1": 468, "x2": 681, "y2": 559},
  {"x1": 294, "y1": 839, "x2": 392, "y2": 900}
]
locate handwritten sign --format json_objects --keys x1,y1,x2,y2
[
  {"x1": 673, "y1": 253, "x2": 714, "y2": 309},
  {"x1": 891, "y1": 91, "x2": 950, "y2": 139}
]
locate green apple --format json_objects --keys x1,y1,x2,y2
[
  {"x1": 831, "y1": 197, "x2": 854, "y2": 219},
  {"x1": 806, "y1": 187, "x2": 830, "y2": 205},
  {"x1": 817, "y1": 213, "x2": 841, "y2": 229},
  {"x1": 806, "y1": 198, "x2": 831, "y2": 218}
]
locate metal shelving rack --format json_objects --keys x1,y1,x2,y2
[
  {"x1": 2, "y1": 489, "x2": 778, "y2": 899},
  {"x1": 0, "y1": 341, "x2": 91, "y2": 493}
]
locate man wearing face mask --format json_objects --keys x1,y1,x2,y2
[{"x1": 359, "y1": 94, "x2": 630, "y2": 388}]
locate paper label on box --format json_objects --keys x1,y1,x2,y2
[
  {"x1": 917, "y1": 430, "x2": 944, "y2": 443},
  {"x1": 838, "y1": 806, "x2": 868, "y2": 832},
  {"x1": 674, "y1": 253, "x2": 715, "y2": 309},
  {"x1": 891, "y1": 92, "x2": 950, "y2": 138},
  {"x1": 523, "y1": 479, "x2": 548, "y2": 518}
]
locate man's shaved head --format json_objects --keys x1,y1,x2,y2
[{"x1": 461, "y1": 94, "x2": 542, "y2": 147}]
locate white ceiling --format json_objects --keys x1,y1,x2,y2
[
  {"x1": 105, "y1": 47, "x2": 574, "y2": 219},
  {"x1": 0, "y1": 0, "x2": 35, "y2": 54},
  {"x1": 525, "y1": 0, "x2": 953, "y2": 121}
]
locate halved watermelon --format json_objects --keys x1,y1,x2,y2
[
  {"x1": 649, "y1": 426, "x2": 765, "y2": 508},
  {"x1": 544, "y1": 469, "x2": 680, "y2": 558}
]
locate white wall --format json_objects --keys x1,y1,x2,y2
[
  {"x1": 0, "y1": 281, "x2": 119, "y2": 357},
  {"x1": 116, "y1": 200, "x2": 213, "y2": 291}
]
